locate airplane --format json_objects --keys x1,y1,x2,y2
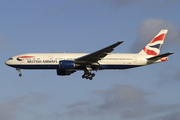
[{"x1": 5, "y1": 29, "x2": 173, "y2": 80}]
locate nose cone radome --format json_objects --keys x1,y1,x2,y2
[
  {"x1": 5, "y1": 60, "x2": 12, "y2": 66},
  {"x1": 5, "y1": 60, "x2": 9, "y2": 65}
]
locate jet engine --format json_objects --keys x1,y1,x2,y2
[
  {"x1": 56, "y1": 69, "x2": 76, "y2": 76},
  {"x1": 59, "y1": 60, "x2": 75, "y2": 69}
]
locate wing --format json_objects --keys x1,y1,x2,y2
[{"x1": 75, "y1": 41, "x2": 123, "y2": 64}]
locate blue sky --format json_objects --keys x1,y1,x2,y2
[{"x1": 1, "y1": 0, "x2": 180, "y2": 120}]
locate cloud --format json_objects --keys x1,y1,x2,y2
[
  {"x1": 131, "y1": 18, "x2": 180, "y2": 52},
  {"x1": 8, "y1": 92, "x2": 50, "y2": 105},
  {"x1": 94, "y1": 84, "x2": 147, "y2": 110},
  {"x1": 67, "y1": 101, "x2": 91, "y2": 108},
  {"x1": 65, "y1": 84, "x2": 180, "y2": 119},
  {"x1": 67, "y1": 109, "x2": 85, "y2": 117},
  {"x1": 0, "y1": 103, "x2": 19, "y2": 120},
  {"x1": 0, "y1": 92, "x2": 50, "y2": 120},
  {"x1": 151, "y1": 111, "x2": 180, "y2": 120},
  {"x1": 92, "y1": 84, "x2": 150, "y2": 118}
]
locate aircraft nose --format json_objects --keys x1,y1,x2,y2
[{"x1": 5, "y1": 60, "x2": 9, "y2": 65}]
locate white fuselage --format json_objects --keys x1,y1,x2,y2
[{"x1": 5, "y1": 53, "x2": 162, "y2": 70}]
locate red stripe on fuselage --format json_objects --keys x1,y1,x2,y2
[{"x1": 17, "y1": 56, "x2": 34, "y2": 58}]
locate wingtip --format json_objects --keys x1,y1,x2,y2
[
  {"x1": 118, "y1": 41, "x2": 124, "y2": 44},
  {"x1": 169, "y1": 52, "x2": 174, "y2": 55}
]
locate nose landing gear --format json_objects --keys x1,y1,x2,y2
[
  {"x1": 16, "y1": 68, "x2": 22, "y2": 77},
  {"x1": 19, "y1": 73, "x2": 22, "y2": 77}
]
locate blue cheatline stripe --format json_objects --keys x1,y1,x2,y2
[
  {"x1": 17, "y1": 58, "x2": 23, "y2": 61},
  {"x1": 98, "y1": 65, "x2": 141, "y2": 69},
  {"x1": 8, "y1": 65, "x2": 59, "y2": 69},
  {"x1": 7, "y1": 64, "x2": 141, "y2": 70}
]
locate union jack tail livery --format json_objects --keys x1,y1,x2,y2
[{"x1": 138, "y1": 29, "x2": 168, "y2": 56}]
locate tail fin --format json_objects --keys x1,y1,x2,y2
[{"x1": 138, "y1": 29, "x2": 168, "y2": 56}]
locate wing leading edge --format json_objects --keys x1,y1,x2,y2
[{"x1": 75, "y1": 41, "x2": 123, "y2": 64}]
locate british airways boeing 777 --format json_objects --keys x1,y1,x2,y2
[{"x1": 5, "y1": 29, "x2": 173, "y2": 80}]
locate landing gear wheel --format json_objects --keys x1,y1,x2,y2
[
  {"x1": 19, "y1": 73, "x2": 22, "y2": 77},
  {"x1": 89, "y1": 77, "x2": 93, "y2": 80},
  {"x1": 85, "y1": 76, "x2": 89, "y2": 79},
  {"x1": 82, "y1": 75, "x2": 85, "y2": 79},
  {"x1": 83, "y1": 69, "x2": 96, "y2": 80},
  {"x1": 91, "y1": 73, "x2": 95, "y2": 77}
]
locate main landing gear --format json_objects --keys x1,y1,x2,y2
[
  {"x1": 16, "y1": 68, "x2": 22, "y2": 77},
  {"x1": 82, "y1": 72, "x2": 95, "y2": 80},
  {"x1": 82, "y1": 64, "x2": 97, "y2": 80}
]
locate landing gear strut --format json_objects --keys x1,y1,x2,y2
[{"x1": 16, "y1": 68, "x2": 22, "y2": 77}]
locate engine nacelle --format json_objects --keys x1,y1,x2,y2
[
  {"x1": 56, "y1": 69, "x2": 75, "y2": 76},
  {"x1": 59, "y1": 60, "x2": 75, "y2": 69}
]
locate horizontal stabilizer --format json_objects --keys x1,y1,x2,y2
[{"x1": 147, "y1": 52, "x2": 174, "y2": 61}]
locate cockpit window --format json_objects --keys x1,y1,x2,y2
[{"x1": 8, "y1": 58, "x2": 13, "y2": 60}]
